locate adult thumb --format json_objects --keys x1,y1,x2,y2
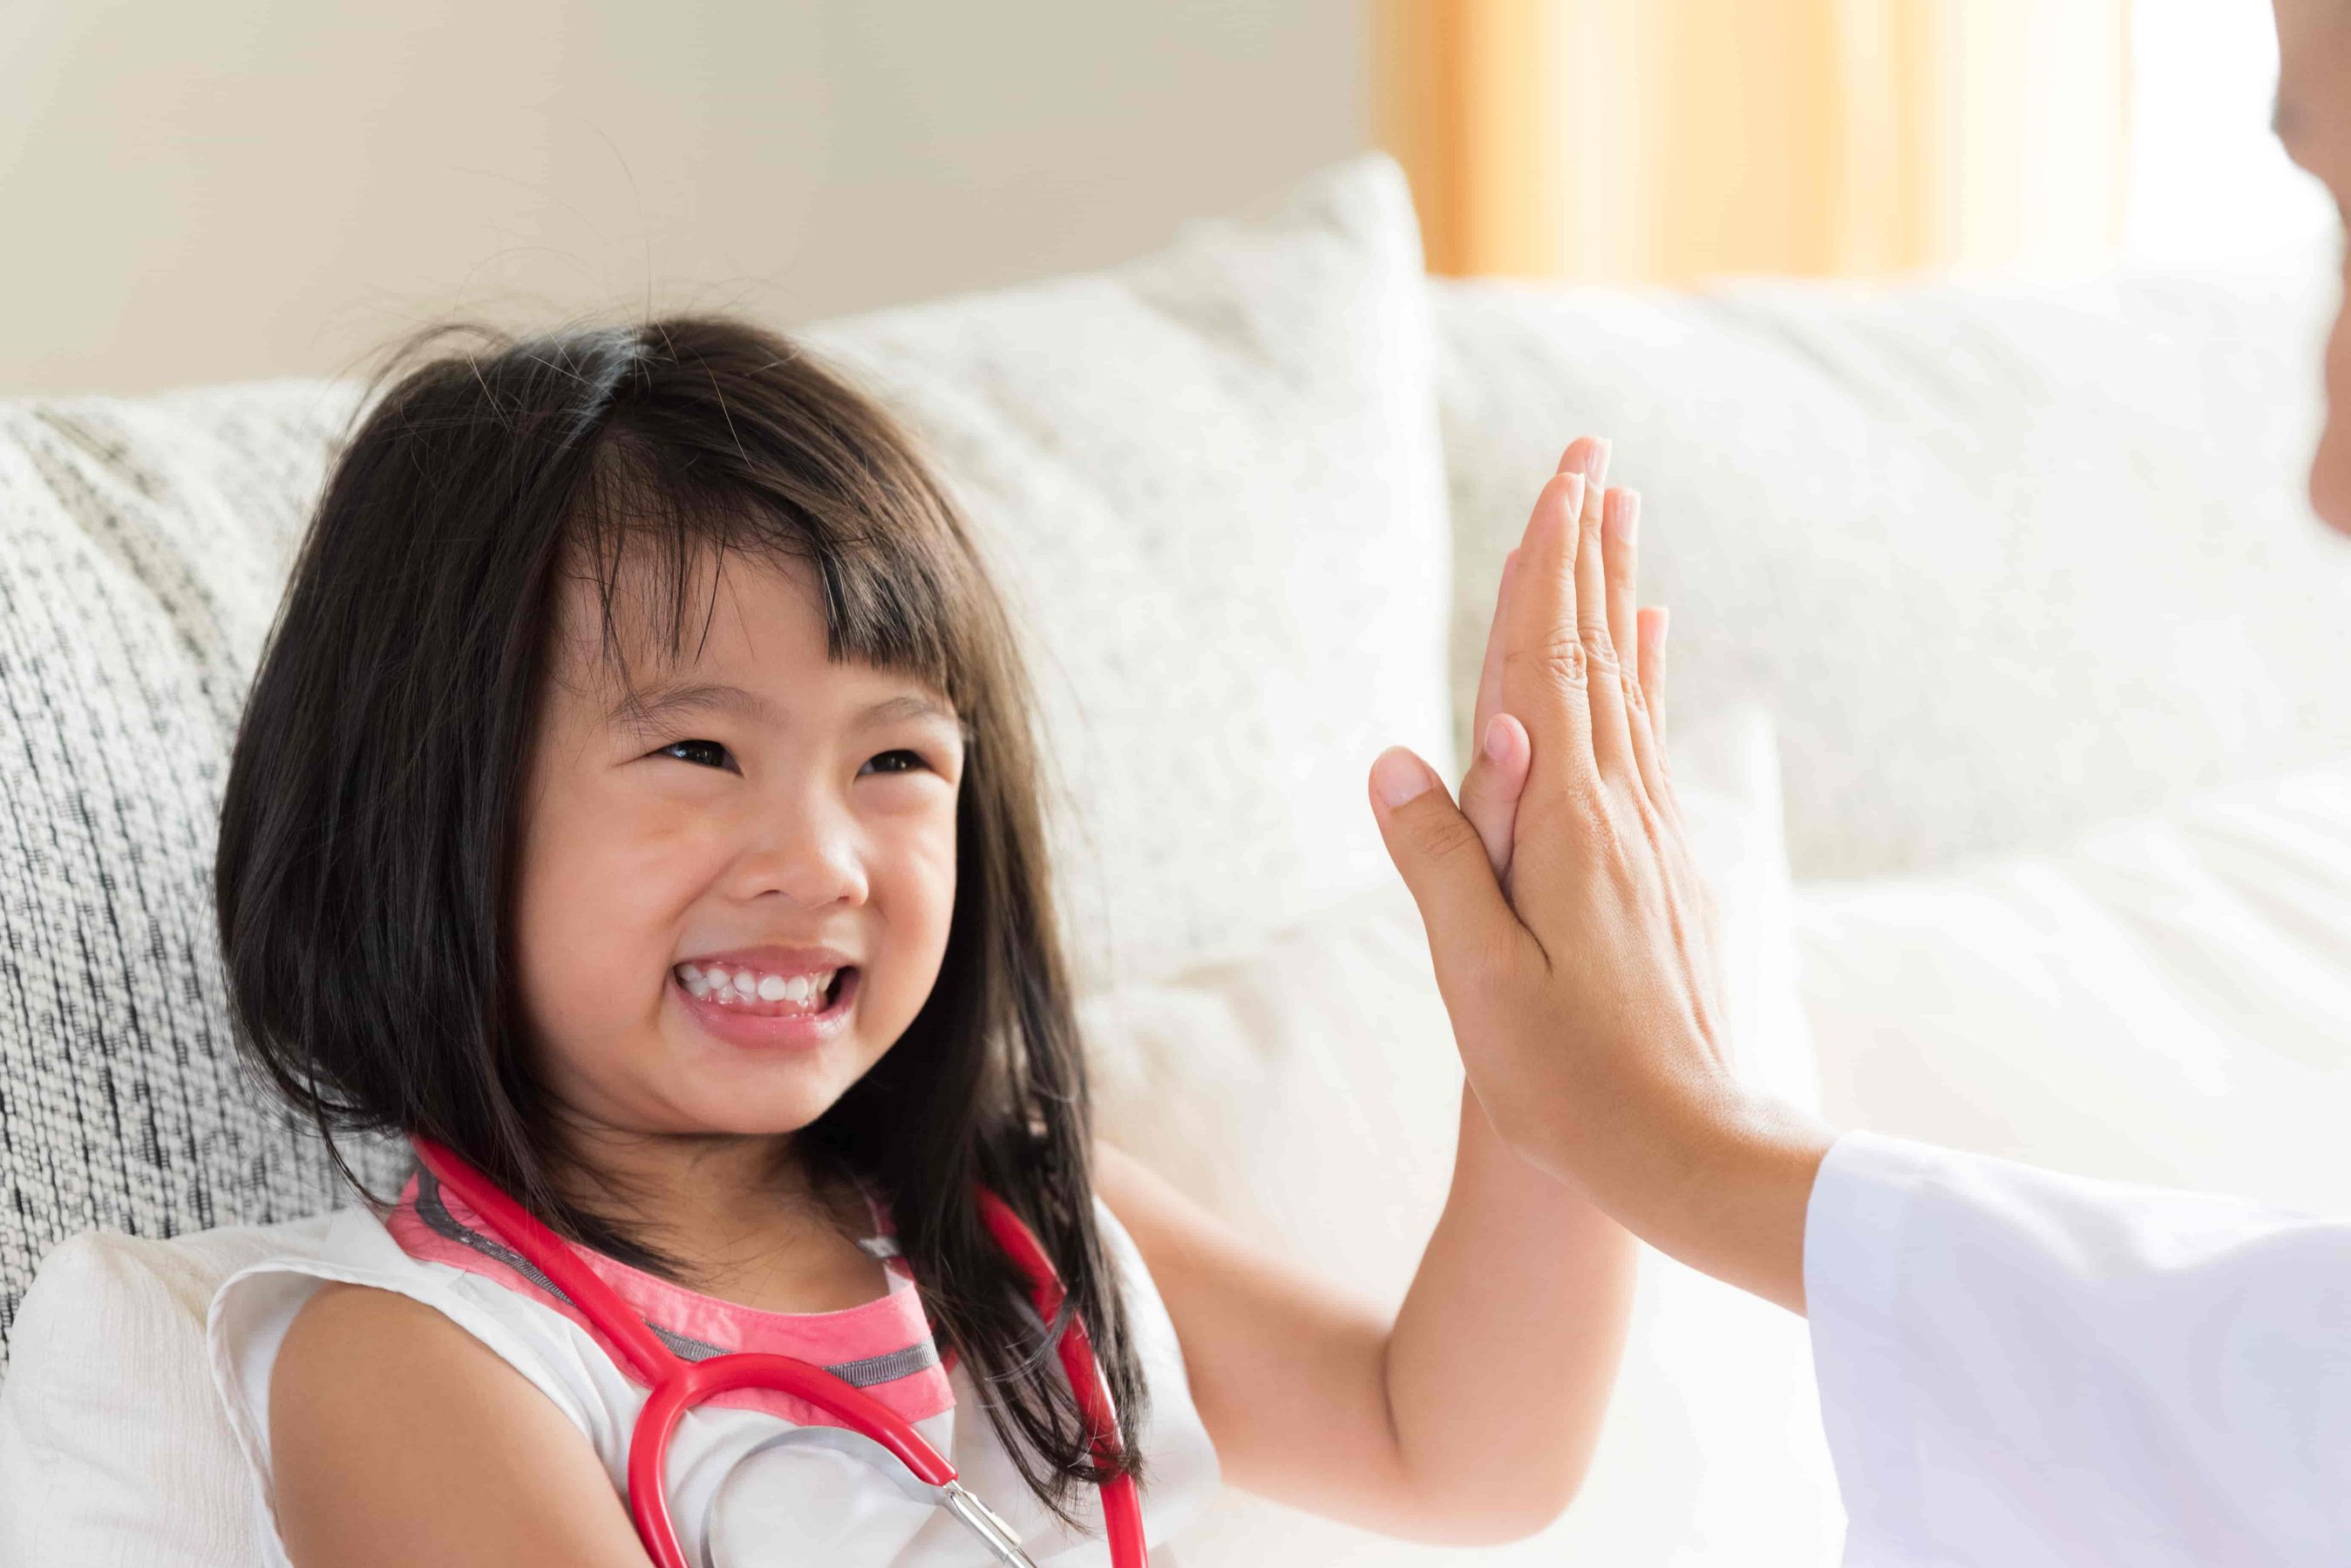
[{"x1": 1368, "y1": 746, "x2": 1522, "y2": 983}]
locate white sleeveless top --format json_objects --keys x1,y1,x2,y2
[{"x1": 204, "y1": 1170, "x2": 1219, "y2": 1566}]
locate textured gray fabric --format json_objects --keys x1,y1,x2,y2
[{"x1": 0, "y1": 381, "x2": 404, "y2": 1371}]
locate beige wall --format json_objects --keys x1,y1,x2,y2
[{"x1": 0, "y1": 1, "x2": 1367, "y2": 396}]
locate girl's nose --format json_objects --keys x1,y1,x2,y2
[{"x1": 735, "y1": 811, "x2": 869, "y2": 910}]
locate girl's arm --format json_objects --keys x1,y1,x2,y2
[
  {"x1": 270, "y1": 1281, "x2": 652, "y2": 1568},
  {"x1": 1097, "y1": 1114, "x2": 1634, "y2": 1544},
  {"x1": 1098, "y1": 445, "x2": 1645, "y2": 1543}
]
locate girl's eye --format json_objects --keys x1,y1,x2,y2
[
  {"x1": 860, "y1": 749, "x2": 929, "y2": 777},
  {"x1": 656, "y1": 738, "x2": 734, "y2": 770}
]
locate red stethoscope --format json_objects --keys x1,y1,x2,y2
[{"x1": 410, "y1": 1135, "x2": 1148, "y2": 1568}]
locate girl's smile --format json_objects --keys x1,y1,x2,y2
[{"x1": 670, "y1": 946, "x2": 863, "y2": 1049}]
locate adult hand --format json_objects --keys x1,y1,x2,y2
[{"x1": 1367, "y1": 439, "x2": 1833, "y2": 1313}]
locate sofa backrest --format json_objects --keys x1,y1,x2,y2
[{"x1": 1436, "y1": 257, "x2": 2351, "y2": 880}]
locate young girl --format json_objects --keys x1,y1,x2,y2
[{"x1": 204, "y1": 315, "x2": 1636, "y2": 1565}]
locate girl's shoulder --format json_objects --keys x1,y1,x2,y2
[
  {"x1": 205, "y1": 1199, "x2": 608, "y2": 1474},
  {"x1": 262, "y1": 1266, "x2": 652, "y2": 1565}
]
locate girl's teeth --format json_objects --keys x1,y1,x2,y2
[{"x1": 678, "y1": 964, "x2": 837, "y2": 1008}]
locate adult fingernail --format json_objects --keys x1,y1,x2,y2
[
  {"x1": 1608, "y1": 488, "x2": 1641, "y2": 545},
  {"x1": 1373, "y1": 747, "x2": 1436, "y2": 808},
  {"x1": 1587, "y1": 438, "x2": 1612, "y2": 486}
]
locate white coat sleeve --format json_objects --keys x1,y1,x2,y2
[{"x1": 1804, "y1": 1130, "x2": 2351, "y2": 1567}]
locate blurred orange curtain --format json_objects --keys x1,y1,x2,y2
[{"x1": 1376, "y1": 0, "x2": 2132, "y2": 282}]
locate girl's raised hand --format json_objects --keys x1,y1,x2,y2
[{"x1": 1367, "y1": 439, "x2": 1830, "y2": 1314}]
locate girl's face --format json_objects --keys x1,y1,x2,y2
[{"x1": 511, "y1": 549, "x2": 965, "y2": 1152}]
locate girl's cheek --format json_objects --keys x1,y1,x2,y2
[
  {"x1": 514, "y1": 791, "x2": 723, "y2": 1006},
  {"x1": 907, "y1": 816, "x2": 960, "y2": 916},
  {"x1": 870, "y1": 814, "x2": 958, "y2": 962},
  {"x1": 598, "y1": 811, "x2": 730, "y2": 892},
  {"x1": 554, "y1": 777, "x2": 741, "y2": 898}
]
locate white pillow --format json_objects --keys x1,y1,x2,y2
[
  {"x1": 1798, "y1": 758, "x2": 2351, "y2": 1214},
  {"x1": 1434, "y1": 256, "x2": 2351, "y2": 881},
  {"x1": 0, "y1": 1225, "x2": 289, "y2": 1565},
  {"x1": 1091, "y1": 707, "x2": 1843, "y2": 1567}
]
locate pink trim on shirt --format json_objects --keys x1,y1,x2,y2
[{"x1": 384, "y1": 1171, "x2": 955, "y2": 1429}]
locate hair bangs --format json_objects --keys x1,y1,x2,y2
[{"x1": 561, "y1": 400, "x2": 973, "y2": 731}]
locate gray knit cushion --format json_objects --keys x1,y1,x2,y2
[{"x1": 0, "y1": 381, "x2": 405, "y2": 1368}]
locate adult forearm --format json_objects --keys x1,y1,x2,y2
[{"x1": 1576, "y1": 1088, "x2": 1831, "y2": 1317}]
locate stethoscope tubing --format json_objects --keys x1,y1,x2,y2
[
  {"x1": 973, "y1": 1187, "x2": 1149, "y2": 1566},
  {"x1": 408, "y1": 1135, "x2": 1146, "y2": 1568}
]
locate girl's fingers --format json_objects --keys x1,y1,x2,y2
[
  {"x1": 1458, "y1": 711, "x2": 1532, "y2": 881},
  {"x1": 1573, "y1": 451, "x2": 1636, "y2": 784},
  {"x1": 1626, "y1": 603, "x2": 1673, "y2": 814},
  {"x1": 1636, "y1": 606, "x2": 1668, "y2": 743},
  {"x1": 1462, "y1": 546, "x2": 1529, "y2": 880},
  {"x1": 1470, "y1": 549, "x2": 1521, "y2": 757}
]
